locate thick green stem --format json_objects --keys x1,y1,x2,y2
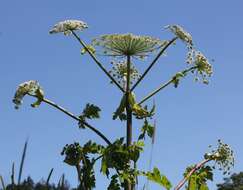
[
  {"x1": 131, "y1": 37, "x2": 178, "y2": 91},
  {"x1": 138, "y1": 66, "x2": 197, "y2": 105},
  {"x1": 126, "y1": 55, "x2": 132, "y2": 147},
  {"x1": 71, "y1": 31, "x2": 124, "y2": 93},
  {"x1": 125, "y1": 55, "x2": 133, "y2": 190}
]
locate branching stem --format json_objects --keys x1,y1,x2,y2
[
  {"x1": 42, "y1": 98, "x2": 112, "y2": 145},
  {"x1": 138, "y1": 66, "x2": 197, "y2": 105},
  {"x1": 131, "y1": 37, "x2": 178, "y2": 91},
  {"x1": 71, "y1": 31, "x2": 124, "y2": 93}
]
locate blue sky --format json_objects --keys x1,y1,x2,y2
[{"x1": 1, "y1": 0, "x2": 243, "y2": 189}]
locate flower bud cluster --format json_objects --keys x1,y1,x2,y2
[
  {"x1": 13, "y1": 80, "x2": 44, "y2": 109},
  {"x1": 191, "y1": 51, "x2": 213, "y2": 84},
  {"x1": 49, "y1": 20, "x2": 88, "y2": 35},
  {"x1": 109, "y1": 60, "x2": 141, "y2": 86},
  {"x1": 166, "y1": 25, "x2": 193, "y2": 48},
  {"x1": 166, "y1": 25, "x2": 213, "y2": 84},
  {"x1": 204, "y1": 140, "x2": 234, "y2": 175}
]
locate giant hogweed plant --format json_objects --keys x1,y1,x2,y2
[{"x1": 12, "y1": 20, "x2": 234, "y2": 190}]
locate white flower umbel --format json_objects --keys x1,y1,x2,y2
[
  {"x1": 188, "y1": 51, "x2": 213, "y2": 84},
  {"x1": 195, "y1": 51, "x2": 213, "y2": 76},
  {"x1": 165, "y1": 25, "x2": 193, "y2": 47},
  {"x1": 13, "y1": 80, "x2": 44, "y2": 109},
  {"x1": 92, "y1": 33, "x2": 166, "y2": 58},
  {"x1": 49, "y1": 20, "x2": 88, "y2": 35}
]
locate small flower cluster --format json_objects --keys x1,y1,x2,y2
[
  {"x1": 49, "y1": 20, "x2": 88, "y2": 35},
  {"x1": 92, "y1": 33, "x2": 165, "y2": 58},
  {"x1": 195, "y1": 52, "x2": 213, "y2": 84},
  {"x1": 195, "y1": 52, "x2": 213, "y2": 76},
  {"x1": 166, "y1": 25, "x2": 193, "y2": 48},
  {"x1": 61, "y1": 142, "x2": 83, "y2": 166},
  {"x1": 13, "y1": 80, "x2": 44, "y2": 109},
  {"x1": 191, "y1": 51, "x2": 213, "y2": 84},
  {"x1": 109, "y1": 60, "x2": 141, "y2": 87},
  {"x1": 166, "y1": 24, "x2": 213, "y2": 84},
  {"x1": 204, "y1": 140, "x2": 234, "y2": 175}
]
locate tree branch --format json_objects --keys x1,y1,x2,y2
[
  {"x1": 138, "y1": 66, "x2": 197, "y2": 105},
  {"x1": 174, "y1": 158, "x2": 211, "y2": 190},
  {"x1": 131, "y1": 37, "x2": 178, "y2": 91},
  {"x1": 71, "y1": 31, "x2": 125, "y2": 93},
  {"x1": 42, "y1": 98, "x2": 112, "y2": 145}
]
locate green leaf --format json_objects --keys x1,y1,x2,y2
[
  {"x1": 184, "y1": 165, "x2": 213, "y2": 190},
  {"x1": 132, "y1": 104, "x2": 155, "y2": 119},
  {"x1": 132, "y1": 104, "x2": 150, "y2": 119},
  {"x1": 83, "y1": 141, "x2": 104, "y2": 154},
  {"x1": 172, "y1": 72, "x2": 186, "y2": 88},
  {"x1": 136, "y1": 141, "x2": 145, "y2": 147},
  {"x1": 128, "y1": 92, "x2": 136, "y2": 107},
  {"x1": 199, "y1": 183, "x2": 209, "y2": 190},
  {"x1": 78, "y1": 103, "x2": 101, "y2": 128},
  {"x1": 141, "y1": 167, "x2": 172, "y2": 190},
  {"x1": 113, "y1": 95, "x2": 126, "y2": 120},
  {"x1": 81, "y1": 45, "x2": 96, "y2": 55},
  {"x1": 31, "y1": 88, "x2": 44, "y2": 108},
  {"x1": 139, "y1": 119, "x2": 154, "y2": 140},
  {"x1": 188, "y1": 177, "x2": 197, "y2": 190},
  {"x1": 108, "y1": 175, "x2": 121, "y2": 190},
  {"x1": 82, "y1": 103, "x2": 101, "y2": 119},
  {"x1": 101, "y1": 158, "x2": 110, "y2": 177}
]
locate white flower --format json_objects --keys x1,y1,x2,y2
[
  {"x1": 92, "y1": 33, "x2": 166, "y2": 58},
  {"x1": 194, "y1": 51, "x2": 213, "y2": 77},
  {"x1": 49, "y1": 20, "x2": 88, "y2": 35},
  {"x1": 13, "y1": 80, "x2": 44, "y2": 109},
  {"x1": 165, "y1": 25, "x2": 193, "y2": 47}
]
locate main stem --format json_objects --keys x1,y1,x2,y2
[
  {"x1": 125, "y1": 55, "x2": 132, "y2": 190},
  {"x1": 126, "y1": 55, "x2": 132, "y2": 147}
]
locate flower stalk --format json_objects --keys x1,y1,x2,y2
[
  {"x1": 71, "y1": 31, "x2": 125, "y2": 93},
  {"x1": 42, "y1": 98, "x2": 112, "y2": 145},
  {"x1": 174, "y1": 158, "x2": 211, "y2": 190},
  {"x1": 131, "y1": 37, "x2": 178, "y2": 91},
  {"x1": 138, "y1": 66, "x2": 197, "y2": 105}
]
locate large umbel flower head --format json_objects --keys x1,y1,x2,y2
[
  {"x1": 92, "y1": 33, "x2": 167, "y2": 58},
  {"x1": 49, "y1": 20, "x2": 88, "y2": 35}
]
